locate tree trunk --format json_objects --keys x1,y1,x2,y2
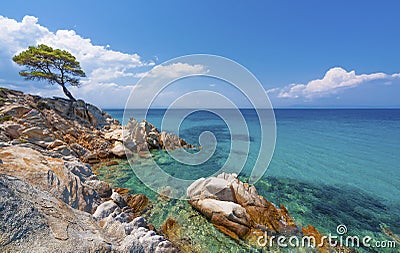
[{"x1": 61, "y1": 84, "x2": 76, "y2": 102}]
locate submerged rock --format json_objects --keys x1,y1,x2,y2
[
  {"x1": 161, "y1": 218, "x2": 201, "y2": 253},
  {"x1": 126, "y1": 194, "x2": 150, "y2": 214}
]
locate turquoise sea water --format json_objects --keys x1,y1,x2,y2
[{"x1": 101, "y1": 109, "x2": 399, "y2": 252}]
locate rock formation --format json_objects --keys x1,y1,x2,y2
[
  {"x1": 0, "y1": 174, "x2": 112, "y2": 252},
  {"x1": 0, "y1": 146, "x2": 104, "y2": 213},
  {"x1": 187, "y1": 173, "x2": 298, "y2": 241},
  {"x1": 0, "y1": 88, "x2": 183, "y2": 252},
  {"x1": 0, "y1": 88, "x2": 195, "y2": 163},
  {"x1": 187, "y1": 173, "x2": 348, "y2": 252},
  {"x1": 1, "y1": 88, "x2": 351, "y2": 252}
]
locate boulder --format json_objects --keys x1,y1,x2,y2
[
  {"x1": 187, "y1": 173, "x2": 298, "y2": 242},
  {"x1": 111, "y1": 191, "x2": 128, "y2": 208},
  {"x1": 192, "y1": 198, "x2": 252, "y2": 239},
  {"x1": 0, "y1": 174, "x2": 177, "y2": 253},
  {"x1": 93, "y1": 200, "x2": 119, "y2": 220},
  {"x1": 0, "y1": 146, "x2": 102, "y2": 213},
  {"x1": 85, "y1": 179, "x2": 112, "y2": 198},
  {"x1": 126, "y1": 194, "x2": 150, "y2": 213},
  {"x1": 1, "y1": 122, "x2": 22, "y2": 139},
  {"x1": 0, "y1": 174, "x2": 112, "y2": 252},
  {"x1": 122, "y1": 118, "x2": 194, "y2": 153},
  {"x1": 111, "y1": 141, "x2": 126, "y2": 157},
  {"x1": 104, "y1": 128, "x2": 124, "y2": 141},
  {"x1": 187, "y1": 176, "x2": 236, "y2": 202},
  {"x1": 47, "y1": 139, "x2": 65, "y2": 149}
]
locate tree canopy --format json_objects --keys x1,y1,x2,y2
[{"x1": 13, "y1": 44, "x2": 86, "y2": 101}]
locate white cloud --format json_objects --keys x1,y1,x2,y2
[
  {"x1": 0, "y1": 15, "x2": 148, "y2": 77},
  {"x1": 126, "y1": 62, "x2": 209, "y2": 108},
  {"x1": 134, "y1": 62, "x2": 208, "y2": 79},
  {"x1": 268, "y1": 67, "x2": 400, "y2": 99},
  {"x1": 89, "y1": 67, "x2": 136, "y2": 82},
  {"x1": 0, "y1": 15, "x2": 209, "y2": 107},
  {"x1": 0, "y1": 16, "x2": 48, "y2": 55},
  {"x1": 0, "y1": 15, "x2": 154, "y2": 107},
  {"x1": 150, "y1": 62, "x2": 208, "y2": 78}
]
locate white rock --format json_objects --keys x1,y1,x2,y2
[
  {"x1": 104, "y1": 129, "x2": 124, "y2": 141},
  {"x1": 111, "y1": 191, "x2": 127, "y2": 208},
  {"x1": 93, "y1": 200, "x2": 119, "y2": 220},
  {"x1": 111, "y1": 141, "x2": 126, "y2": 157},
  {"x1": 187, "y1": 176, "x2": 236, "y2": 202},
  {"x1": 198, "y1": 198, "x2": 246, "y2": 217}
]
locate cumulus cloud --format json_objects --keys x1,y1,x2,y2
[
  {"x1": 134, "y1": 62, "x2": 208, "y2": 79},
  {"x1": 0, "y1": 15, "x2": 148, "y2": 80},
  {"x1": 126, "y1": 62, "x2": 209, "y2": 108},
  {"x1": 0, "y1": 15, "x2": 155, "y2": 107},
  {"x1": 0, "y1": 15, "x2": 210, "y2": 107},
  {"x1": 0, "y1": 16, "x2": 48, "y2": 55},
  {"x1": 268, "y1": 67, "x2": 400, "y2": 99}
]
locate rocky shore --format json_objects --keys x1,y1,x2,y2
[
  {"x1": 186, "y1": 173, "x2": 354, "y2": 252},
  {"x1": 0, "y1": 88, "x2": 194, "y2": 163},
  {"x1": 0, "y1": 88, "x2": 186, "y2": 252},
  {"x1": 1, "y1": 88, "x2": 354, "y2": 252}
]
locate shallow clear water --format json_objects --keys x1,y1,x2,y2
[{"x1": 100, "y1": 109, "x2": 400, "y2": 252}]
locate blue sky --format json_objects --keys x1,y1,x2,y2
[{"x1": 1, "y1": 0, "x2": 399, "y2": 108}]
